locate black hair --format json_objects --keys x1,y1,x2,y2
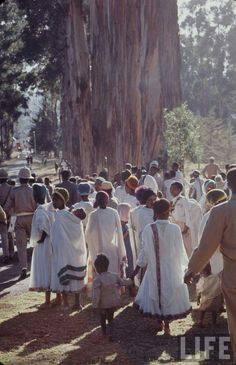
[
  {"x1": 20, "y1": 178, "x2": 29, "y2": 184},
  {"x1": 61, "y1": 170, "x2": 71, "y2": 180},
  {"x1": 121, "y1": 169, "x2": 131, "y2": 182},
  {"x1": 69, "y1": 177, "x2": 77, "y2": 183},
  {"x1": 94, "y1": 254, "x2": 109, "y2": 274},
  {"x1": 171, "y1": 181, "x2": 183, "y2": 192},
  {"x1": 172, "y1": 162, "x2": 179, "y2": 168},
  {"x1": 142, "y1": 188, "x2": 156, "y2": 204},
  {"x1": 0, "y1": 178, "x2": 8, "y2": 184},
  {"x1": 169, "y1": 170, "x2": 176, "y2": 179},
  {"x1": 99, "y1": 169, "x2": 108, "y2": 180}
]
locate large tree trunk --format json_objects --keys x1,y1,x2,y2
[
  {"x1": 62, "y1": 0, "x2": 182, "y2": 176},
  {"x1": 61, "y1": 0, "x2": 93, "y2": 176}
]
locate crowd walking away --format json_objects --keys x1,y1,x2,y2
[{"x1": 1, "y1": 156, "x2": 236, "y2": 359}]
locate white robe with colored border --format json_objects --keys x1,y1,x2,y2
[
  {"x1": 51, "y1": 209, "x2": 87, "y2": 293},
  {"x1": 135, "y1": 220, "x2": 191, "y2": 318}
]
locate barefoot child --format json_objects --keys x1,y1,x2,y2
[
  {"x1": 196, "y1": 263, "x2": 224, "y2": 327},
  {"x1": 29, "y1": 184, "x2": 57, "y2": 306},
  {"x1": 92, "y1": 254, "x2": 132, "y2": 340},
  {"x1": 132, "y1": 199, "x2": 191, "y2": 335},
  {"x1": 51, "y1": 188, "x2": 87, "y2": 309}
]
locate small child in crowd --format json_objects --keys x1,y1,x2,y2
[
  {"x1": 92, "y1": 254, "x2": 132, "y2": 341},
  {"x1": 196, "y1": 263, "x2": 224, "y2": 327}
]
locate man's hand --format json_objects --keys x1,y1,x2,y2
[{"x1": 184, "y1": 269, "x2": 194, "y2": 284}]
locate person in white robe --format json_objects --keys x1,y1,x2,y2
[
  {"x1": 114, "y1": 170, "x2": 131, "y2": 203},
  {"x1": 29, "y1": 184, "x2": 56, "y2": 306},
  {"x1": 141, "y1": 174, "x2": 158, "y2": 195},
  {"x1": 73, "y1": 182, "x2": 94, "y2": 229},
  {"x1": 123, "y1": 175, "x2": 139, "y2": 208},
  {"x1": 198, "y1": 189, "x2": 228, "y2": 274},
  {"x1": 132, "y1": 199, "x2": 191, "y2": 335},
  {"x1": 136, "y1": 189, "x2": 157, "y2": 250},
  {"x1": 85, "y1": 191, "x2": 127, "y2": 277},
  {"x1": 163, "y1": 171, "x2": 177, "y2": 201},
  {"x1": 170, "y1": 181, "x2": 202, "y2": 257},
  {"x1": 128, "y1": 186, "x2": 149, "y2": 285},
  {"x1": 198, "y1": 179, "x2": 216, "y2": 214},
  {"x1": 51, "y1": 188, "x2": 87, "y2": 309},
  {"x1": 148, "y1": 160, "x2": 162, "y2": 192},
  {"x1": 189, "y1": 170, "x2": 204, "y2": 202}
]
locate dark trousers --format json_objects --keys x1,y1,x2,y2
[{"x1": 100, "y1": 308, "x2": 115, "y2": 336}]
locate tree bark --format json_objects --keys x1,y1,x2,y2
[
  {"x1": 61, "y1": 0, "x2": 93, "y2": 176},
  {"x1": 61, "y1": 0, "x2": 182, "y2": 176}
]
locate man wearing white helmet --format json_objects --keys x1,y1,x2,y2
[{"x1": 5, "y1": 167, "x2": 37, "y2": 280}]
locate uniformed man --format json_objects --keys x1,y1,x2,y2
[
  {"x1": 5, "y1": 167, "x2": 37, "y2": 280},
  {"x1": 0, "y1": 168, "x2": 13, "y2": 263}
]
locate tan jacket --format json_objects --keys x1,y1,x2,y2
[
  {"x1": 0, "y1": 183, "x2": 12, "y2": 208},
  {"x1": 188, "y1": 195, "x2": 236, "y2": 288},
  {"x1": 92, "y1": 272, "x2": 132, "y2": 309},
  {"x1": 201, "y1": 163, "x2": 221, "y2": 179},
  {"x1": 4, "y1": 184, "x2": 37, "y2": 216}
]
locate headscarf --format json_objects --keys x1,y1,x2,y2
[
  {"x1": 53, "y1": 187, "x2": 69, "y2": 204},
  {"x1": 117, "y1": 203, "x2": 131, "y2": 223},
  {"x1": 215, "y1": 175, "x2": 225, "y2": 190},
  {"x1": 125, "y1": 175, "x2": 139, "y2": 191},
  {"x1": 32, "y1": 183, "x2": 47, "y2": 203},
  {"x1": 94, "y1": 191, "x2": 109, "y2": 209},
  {"x1": 204, "y1": 179, "x2": 216, "y2": 193},
  {"x1": 206, "y1": 189, "x2": 227, "y2": 207}
]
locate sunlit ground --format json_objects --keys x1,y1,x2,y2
[{"x1": 0, "y1": 289, "x2": 231, "y2": 365}]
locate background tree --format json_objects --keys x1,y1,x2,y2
[
  {"x1": 0, "y1": 1, "x2": 28, "y2": 159},
  {"x1": 164, "y1": 104, "x2": 202, "y2": 168}
]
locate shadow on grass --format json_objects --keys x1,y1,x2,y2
[{"x1": 0, "y1": 291, "x2": 231, "y2": 365}]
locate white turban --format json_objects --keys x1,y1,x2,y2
[{"x1": 117, "y1": 203, "x2": 131, "y2": 223}]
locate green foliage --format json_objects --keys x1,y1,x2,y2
[
  {"x1": 0, "y1": 1, "x2": 29, "y2": 158},
  {"x1": 29, "y1": 96, "x2": 59, "y2": 154},
  {"x1": 164, "y1": 104, "x2": 202, "y2": 167},
  {"x1": 180, "y1": 0, "x2": 236, "y2": 120}
]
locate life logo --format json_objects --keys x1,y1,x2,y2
[{"x1": 179, "y1": 334, "x2": 232, "y2": 362}]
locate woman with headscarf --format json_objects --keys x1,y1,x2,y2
[
  {"x1": 132, "y1": 199, "x2": 191, "y2": 335},
  {"x1": 123, "y1": 175, "x2": 139, "y2": 208},
  {"x1": 85, "y1": 191, "x2": 126, "y2": 277},
  {"x1": 198, "y1": 179, "x2": 217, "y2": 214},
  {"x1": 198, "y1": 189, "x2": 228, "y2": 274},
  {"x1": 50, "y1": 188, "x2": 87, "y2": 309},
  {"x1": 29, "y1": 184, "x2": 56, "y2": 306}
]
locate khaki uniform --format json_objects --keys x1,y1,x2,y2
[
  {"x1": 201, "y1": 163, "x2": 221, "y2": 179},
  {"x1": 0, "y1": 182, "x2": 12, "y2": 258},
  {"x1": 5, "y1": 184, "x2": 37, "y2": 270},
  {"x1": 188, "y1": 195, "x2": 236, "y2": 359}
]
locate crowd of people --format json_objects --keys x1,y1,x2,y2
[{"x1": 1, "y1": 156, "x2": 236, "y2": 354}]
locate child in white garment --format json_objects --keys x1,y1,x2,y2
[{"x1": 196, "y1": 263, "x2": 224, "y2": 327}]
